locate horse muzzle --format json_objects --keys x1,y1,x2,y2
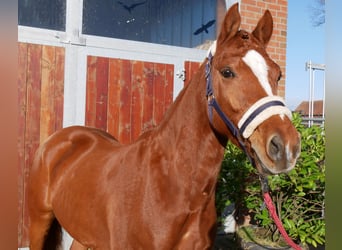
[{"x1": 250, "y1": 117, "x2": 301, "y2": 175}]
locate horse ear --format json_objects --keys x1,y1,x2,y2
[
  {"x1": 217, "y1": 3, "x2": 241, "y2": 46},
  {"x1": 252, "y1": 10, "x2": 273, "y2": 47}
]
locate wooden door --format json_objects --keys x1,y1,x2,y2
[{"x1": 85, "y1": 56, "x2": 174, "y2": 144}]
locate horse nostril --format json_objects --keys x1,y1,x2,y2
[{"x1": 268, "y1": 135, "x2": 284, "y2": 161}]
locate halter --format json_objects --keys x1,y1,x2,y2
[
  {"x1": 205, "y1": 43, "x2": 302, "y2": 250},
  {"x1": 205, "y1": 44, "x2": 292, "y2": 148}
]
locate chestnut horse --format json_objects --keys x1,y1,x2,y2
[{"x1": 28, "y1": 3, "x2": 300, "y2": 250}]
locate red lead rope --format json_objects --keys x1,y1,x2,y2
[{"x1": 263, "y1": 192, "x2": 302, "y2": 250}]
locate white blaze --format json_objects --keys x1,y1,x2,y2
[{"x1": 242, "y1": 50, "x2": 273, "y2": 96}]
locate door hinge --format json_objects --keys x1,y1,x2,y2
[{"x1": 176, "y1": 69, "x2": 186, "y2": 81}]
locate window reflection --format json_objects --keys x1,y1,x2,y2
[
  {"x1": 18, "y1": 0, "x2": 66, "y2": 31},
  {"x1": 83, "y1": 0, "x2": 218, "y2": 48}
]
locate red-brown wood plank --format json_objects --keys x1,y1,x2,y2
[
  {"x1": 153, "y1": 63, "x2": 166, "y2": 125},
  {"x1": 184, "y1": 61, "x2": 201, "y2": 86},
  {"x1": 94, "y1": 57, "x2": 109, "y2": 131},
  {"x1": 86, "y1": 56, "x2": 97, "y2": 127},
  {"x1": 131, "y1": 60, "x2": 144, "y2": 141},
  {"x1": 190, "y1": 62, "x2": 201, "y2": 80},
  {"x1": 119, "y1": 59, "x2": 132, "y2": 144},
  {"x1": 107, "y1": 58, "x2": 122, "y2": 139},
  {"x1": 54, "y1": 47, "x2": 65, "y2": 131},
  {"x1": 184, "y1": 61, "x2": 191, "y2": 86},
  {"x1": 22, "y1": 43, "x2": 43, "y2": 246},
  {"x1": 17, "y1": 42, "x2": 28, "y2": 247},
  {"x1": 164, "y1": 64, "x2": 174, "y2": 113},
  {"x1": 142, "y1": 62, "x2": 154, "y2": 132},
  {"x1": 40, "y1": 45, "x2": 56, "y2": 143},
  {"x1": 39, "y1": 46, "x2": 65, "y2": 141}
]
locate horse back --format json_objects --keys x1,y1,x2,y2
[
  {"x1": 29, "y1": 126, "x2": 121, "y2": 209},
  {"x1": 33, "y1": 125, "x2": 119, "y2": 172}
]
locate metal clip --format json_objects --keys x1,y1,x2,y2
[{"x1": 259, "y1": 175, "x2": 269, "y2": 194}]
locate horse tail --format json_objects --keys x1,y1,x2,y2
[{"x1": 42, "y1": 218, "x2": 63, "y2": 250}]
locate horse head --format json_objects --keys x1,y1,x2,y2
[{"x1": 207, "y1": 3, "x2": 301, "y2": 175}]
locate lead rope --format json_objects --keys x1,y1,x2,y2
[
  {"x1": 205, "y1": 51, "x2": 301, "y2": 250},
  {"x1": 260, "y1": 177, "x2": 302, "y2": 250}
]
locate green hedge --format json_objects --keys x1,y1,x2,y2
[{"x1": 216, "y1": 112, "x2": 325, "y2": 247}]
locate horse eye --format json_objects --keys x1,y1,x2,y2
[
  {"x1": 277, "y1": 73, "x2": 282, "y2": 82},
  {"x1": 220, "y1": 68, "x2": 235, "y2": 78}
]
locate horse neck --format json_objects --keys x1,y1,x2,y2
[{"x1": 155, "y1": 65, "x2": 226, "y2": 170}]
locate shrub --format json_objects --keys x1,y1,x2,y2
[{"x1": 216, "y1": 112, "x2": 325, "y2": 247}]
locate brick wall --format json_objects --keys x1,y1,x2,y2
[{"x1": 240, "y1": 0, "x2": 288, "y2": 98}]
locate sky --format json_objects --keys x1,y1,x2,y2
[{"x1": 285, "y1": 0, "x2": 325, "y2": 110}]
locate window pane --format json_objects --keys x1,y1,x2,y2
[
  {"x1": 18, "y1": 0, "x2": 66, "y2": 31},
  {"x1": 83, "y1": 0, "x2": 217, "y2": 48}
]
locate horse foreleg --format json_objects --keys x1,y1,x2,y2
[
  {"x1": 29, "y1": 211, "x2": 59, "y2": 250},
  {"x1": 29, "y1": 218, "x2": 49, "y2": 250},
  {"x1": 174, "y1": 196, "x2": 217, "y2": 250}
]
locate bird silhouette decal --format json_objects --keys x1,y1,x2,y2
[
  {"x1": 117, "y1": 1, "x2": 147, "y2": 14},
  {"x1": 193, "y1": 19, "x2": 216, "y2": 35}
]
